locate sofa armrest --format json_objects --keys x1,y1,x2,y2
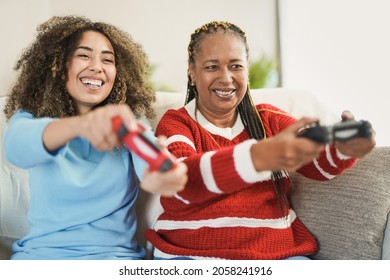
[
  {"x1": 291, "y1": 146, "x2": 390, "y2": 259},
  {"x1": 383, "y1": 212, "x2": 390, "y2": 259}
]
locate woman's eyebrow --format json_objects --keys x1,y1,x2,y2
[
  {"x1": 77, "y1": 46, "x2": 92, "y2": 52},
  {"x1": 76, "y1": 46, "x2": 114, "y2": 55}
]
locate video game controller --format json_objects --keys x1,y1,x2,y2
[
  {"x1": 297, "y1": 122, "x2": 331, "y2": 144},
  {"x1": 112, "y1": 116, "x2": 177, "y2": 172},
  {"x1": 298, "y1": 119, "x2": 373, "y2": 144}
]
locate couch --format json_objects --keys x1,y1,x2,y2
[{"x1": 1, "y1": 87, "x2": 389, "y2": 260}]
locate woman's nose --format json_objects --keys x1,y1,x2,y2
[
  {"x1": 89, "y1": 59, "x2": 103, "y2": 73},
  {"x1": 219, "y1": 68, "x2": 233, "y2": 84}
]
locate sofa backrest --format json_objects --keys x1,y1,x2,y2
[
  {"x1": 151, "y1": 88, "x2": 339, "y2": 131},
  {"x1": 0, "y1": 96, "x2": 30, "y2": 259}
]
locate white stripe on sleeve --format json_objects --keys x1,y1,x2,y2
[
  {"x1": 313, "y1": 159, "x2": 336, "y2": 179},
  {"x1": 166, "y1": 134, "x2": 196, "y2": 151},
  {"x1": 200, "y1": 151, "x2": 223, "y2": 194},
  {"x1": 325, "y1": 144, "x2": 337, "y2": 167},
  {"x1": 233, "y1": 139, "x2": 272, "y2": 183}
]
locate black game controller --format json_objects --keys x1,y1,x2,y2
[{"x1": 298, "y1": 119, "x2": 373, "y2": 144}]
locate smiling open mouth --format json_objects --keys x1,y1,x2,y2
[
  {"x1": 213, "y1": 89, "x2": 235, "y2": 98},
  {"x1": 81, "y1": 78, "x2": 104, "y2": 88}
]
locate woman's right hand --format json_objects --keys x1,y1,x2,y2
[
  {"x1": 250, "y1": 117, "x2": 325, "y2": 172},
  {"x1": 77, "y1": 104, "x2": 137, "y2": 151},
  {"x1": 43, "y1": 104, "x2": 137, "y2": 152}
]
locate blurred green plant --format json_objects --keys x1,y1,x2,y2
[{"x1": 249, "y1": 55, "x2": 278, "y2": 89}]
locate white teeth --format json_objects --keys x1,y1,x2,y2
[
  {"x1": 81, "y1": 78, "x2": 102, "y2": 87},
  {"x1": 214, "y1": 90, "x2": 234, "y2": 97}
]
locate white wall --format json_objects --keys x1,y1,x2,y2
[
  {"x1": 279, "y1": 0, "x2": 390, "y2": 146},
  {"x1": 1, "y1": 0, "x2": 277, "y2": 95},
  {"x1": 0, "y1": 0, "x2": 52, "y2": 96}
]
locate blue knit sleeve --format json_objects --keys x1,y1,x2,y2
[{"x1": 3, "y1": 111, "x2": 58, "y2": 168}]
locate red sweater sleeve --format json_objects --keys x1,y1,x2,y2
[{"x1": 257, "y1": 103, "x2": 357, "y2": 180}]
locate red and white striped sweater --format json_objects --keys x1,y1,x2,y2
[{"x1": 145, "y1": 100, "x2": 356, "y2": 259}]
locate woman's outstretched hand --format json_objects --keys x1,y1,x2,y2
[
  {"x1": 250, "y1": 117, "x2": 325, "y2": 172},
  {"x1": 141, "y1": 161, "x2": 188, "y2": 197},
  {"x1": 335, "y1": 110, "x2": 376, "y2": 158}
]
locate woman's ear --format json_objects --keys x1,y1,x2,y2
[{"x1": 188, "y1": 63, "x2": 196, "y2": 85}]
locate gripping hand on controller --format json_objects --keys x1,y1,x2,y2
[
  {"x1": 112, "y1": 116, "x2": 177, "y2": 172},
  {"x1": 298, "y1": 119, "x2": 373, "y2": 144}
]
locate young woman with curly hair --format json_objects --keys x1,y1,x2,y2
[{"x1": 3, "y1": 15, "x2": 187, "y2": 260}]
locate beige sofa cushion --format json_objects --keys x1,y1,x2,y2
[
  {"x1": 291, "y1": 146, "x2": 390, "y2": 259},
  {"x1": 0, "y1": 96, "x2": 30, "y2": 259}
]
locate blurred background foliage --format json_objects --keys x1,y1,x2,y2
[
  {"x1": 248, "y1": 55, "x2": 278, "y2": 89},
  {"x1": 146, "y1": 64, "x2": 176, "y2": 92}
]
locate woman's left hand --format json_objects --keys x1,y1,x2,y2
[
  {"x1": 140, "y1": 161, "x2": 188, "y2": 197},
  {"x1": 335, "y1": 110, "x2": 376, "y2": 158}
]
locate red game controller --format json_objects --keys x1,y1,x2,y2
[{"x1": 112, "y1": 116, "x2": 177, "y2": 172}]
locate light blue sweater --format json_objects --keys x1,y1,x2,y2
[{"x1": 3, "y1": 111, "x2": 150, "y2": 259}]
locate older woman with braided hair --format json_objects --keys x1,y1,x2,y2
[
  {"x1": 3, "y1": 15, "x2": 187, "y2": 260},
  {"x1": 145, "y1": 21, "x2": 375, "y2": 260}
]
